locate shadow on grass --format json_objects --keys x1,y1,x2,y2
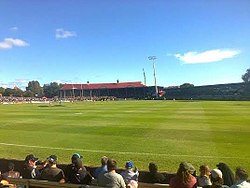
[{"x1": 38, "y1": 104, "x2": 65, "y2": 108}]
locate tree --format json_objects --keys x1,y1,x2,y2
[
  {"x1": 23, "y1": 90, "x2": 34, "y2": 97},
  {"x1": 26, "y1": 80, "x2": 43, "y2": 97},
  {"x1": 3, "y1": 88, "x2": 15, "y2": 96},
  {"x1": 180, "y1": 83, "x2": 194, "y2": 88},
  {"x1": 0, "y1": 87, "x2": 5, "y2": 96},
  {"x1": 43, "y1": 82, "x2": 61, "y2": 98},
  {"x1": 242, "y1": 68, "x2": 250, "y2": 82},
  {"x1": 12, "y1": 86, "x2": 24, "y2": 97}
]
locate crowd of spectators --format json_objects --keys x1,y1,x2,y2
[
  {"x1": 0, "y1": 96, "x2": 117, "y2": 104},
  {"x1": 0, "y1": 153, "x2": 249, "y2": 188},
  {"x1": 0, "y1": 97, "x2": 55, "y2": 104}
]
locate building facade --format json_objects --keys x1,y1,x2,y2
[{"x1": 60, "y1": 81, "x2": 149, "y2": 99}]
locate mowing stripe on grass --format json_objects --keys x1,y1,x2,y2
[{"x1": 0, "y1": 142, "x2": 247, "y2": 160}]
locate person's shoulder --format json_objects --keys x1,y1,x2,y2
[{"x1": 120, "y1": 170, "x2": 127, "y2": 176}]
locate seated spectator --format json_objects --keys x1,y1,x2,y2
[
  {"x1": 120, "y1": 160, "x2": 139, "y2": 187},
  {"x1": 230, "y1": 167, "x2": 250, "y2": 188},
  {"x1": 22, "y1": 154, "x2": 40, "y2": 179},
  {"x1": 210, "y1": 169, "x2": 229, "y2": 188},
  {"x1": 66, "y1": 158, "x2": 93, "y2": 184},
  {"x1": 97, "y1": 158, "x2": 126, "y2": 188},
  {"x1": 217, "y1": 163, "x2": 235, "y2": 187},
  {"x1": 94, "y1": 156, "x2": 108, "y2": 179},
  {"x1": 40, "y1": 155, "x2": 65, "y2": 183},
  {"x1": 65, "y1": 153, "x2": 86, "y2": 178},
  {"x1": 169, "y1": 161, "x2": 197, "y2": 188},
  {"x1": 197, "y1": 164, "x2": 212, "y2": 187},
  {"x1": 2, "y1": 162, "x2": 21, "y2": 178},
  {"x1": 141, "y1": 162, "x2": 166, "y2": 184}
]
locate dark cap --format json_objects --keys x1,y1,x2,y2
[
  {"x1": 125, "y1": 161, "x2": 134, "y2": 169},
  {"x1": 47, "y1": 155, "x2": 57, "y2": 163},
  {"x1": 71, "y1": 153, "x2": 83, "y2": 162},
  {"x1": 25, "y1": 154, "x2": 38, "y2": 162}
]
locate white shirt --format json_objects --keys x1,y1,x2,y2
[{"x1": 230, "y1": 180, "x2": 250, "y2": 188}]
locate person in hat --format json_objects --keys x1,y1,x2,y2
[
  {"x1": 209, "y1": 168, "x2": 229, "y2": 188},
  {"x1": 120, "y1": 160, "x2": 139, "y2": 186},
  {"x1": 97, "y1": 158, "x2": 126, "y2": 188},
  {"x1": 216, "y1": 163, "x2": 235, "y2": 187},
  {"x1": 71, "y1": 153, "x2": 83, "y2": 163},
  {"x1": 94, "y1": 156, "x2": 108, "y2": 179},
  {"x1": 230, "y1": 167, "x2": 250, "y2": 188},
  {"x1": 65, "y1": 153, "x2": 87, "y2": 181},
  {"x1": 169, "y1": 161, "x2": 197, "y2": 188},
  {"x1": 22, "y1": 154, "x2": 40, "y2": 179},
  {"x1": 141, "y1": 162, "x2": 166, "y2": 184},
  {"x1": 67, "y1": 158, "x2": 93, "y2": 185},
  {"x1": 40, "y1": 155, "x2": 65, "y2": 183}
]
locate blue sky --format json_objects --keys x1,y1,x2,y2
[{"x1": 0, "y1": 0, "x2": 249, "y2": 89}]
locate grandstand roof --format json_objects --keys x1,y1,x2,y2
[{"x1": 60, "y1": 81, "x2": 146, "y2": 90}]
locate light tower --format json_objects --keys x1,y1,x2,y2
[{"x1": 148, "y1": 56, "x2": 158, "y2": 98}]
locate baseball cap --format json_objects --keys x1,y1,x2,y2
[
  {"x1": 25, "y1": 154, "x2": 38, "y2": 162},
  {"x1": 47, "y1": 155, "x2": 58, "y2": 163},
  {"x1": 211, "y1": 169, "x2": 223, "y2": 179},
  {"x1": 125, "y1": 161, "x2": 134, "y2": 169},
  {"x1": 180, "y1": 162, "x2": 195, "y2": 173},
  {"x1": 71, "y1": 153, "x2": 83, "y2": 162}
]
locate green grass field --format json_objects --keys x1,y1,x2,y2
[{"x1": 0, "y1": 100, "x2": 250, "y2": 173}]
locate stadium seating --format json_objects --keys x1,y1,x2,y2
[{"x1": 1, "y1": 158, "x2": 172, "y2": 188}]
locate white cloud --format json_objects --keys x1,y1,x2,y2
[
  {"x1": 174, "y1": 49, "x2": 241, "y2": 64},
  {"x1": 9, "y1": 27, "x2": 18, "y2": 31},
  {"x1": 0, "y1": 38, "x2": 29, "y2": 49},
  {"x1": 55, "y1": 28, "x2": 77, "y2": 39},
  {"x1": 52, "y1": 80, "x2": 66, "y2": 84},
  {"x1": 0, "y1": 79, "x2": 29, "y2": 90}
]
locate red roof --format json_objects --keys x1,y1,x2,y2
[{"x1": 60, "y1": 81, "x2": 146, "y2": 90}]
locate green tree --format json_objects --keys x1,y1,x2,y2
[
  {"x1": 0, "y1": 87, "x2": 5, "y2": 96},
  {"x1": 242, "y1": 68, "x2": 250, "y2": 82},
  {"x1": 12, "y1": 87, "x2": 24, "y2": 97},
  {"x1": 26, "y1": 80, "x2": 43, "y2": 97},
  {"x1": 43, "y1": 82, "x2": 61, "y2": 98},
  {"x1": 180, "y1": 83, "x2": 194, "y2": 88},
  {"x1": 23, "y1": 90, "x2": 34, "y2": 97},
  {"x1": 3, "y1": 88, "x2": 15, "y2": 96}
]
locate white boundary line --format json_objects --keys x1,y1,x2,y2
[{"x1": 0, "y1": 142, "x2": 247, "y2": 160}]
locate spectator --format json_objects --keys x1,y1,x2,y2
[
  {"x1": 65, "y1": 153, "x2": 86, "y2": 178},
  {"x1": 230, "y1": 167, "x2": 250, "y2": 188},
  {"x1": 217, "y1": 163, "x2": 235, "y2": 187},
  {"x1": 209, "y1": 169, "x2": 229, "y2": 188},
  {"x1": 2, "y1": 162, "x2": 21, "y2": 179},
  {"x1": 94, "y1": 156, "x2": 108, "y2": 179},
  {"x1": 67, "y1": 158, "x2": 93, "y2": 185},
  {"x1": 169, "y1": 161, "x2": 197, "y2": 188},
  {"x1": 40, "y1": 155, "x2": 65, "y2": 183},
  {"x1": 22, "y1": 154, "x2": 40, "y2": 179},
  {"x1": 97, "y1": 158, "x2": 126, "y2": 188},
  {"x1": 120, "y1": 161, "x2": 139, "y2": 187},
  {"x1": 141, "y1": 162, "x2": 166, "y2": 183},
  {"x1": 197, "y1": 165, "x2": 212, "y2": 187}
]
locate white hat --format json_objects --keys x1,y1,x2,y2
[{"x1": 211, "y1": 169, "x2": 223, "y2": 179}]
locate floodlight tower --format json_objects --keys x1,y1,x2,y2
[{"x1": 148, "y1": 56, "x2": 158, "y2": 98}]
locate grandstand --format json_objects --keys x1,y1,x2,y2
[{"x1": 59, "y1": 81, "x2": 163, "y2": 99}]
